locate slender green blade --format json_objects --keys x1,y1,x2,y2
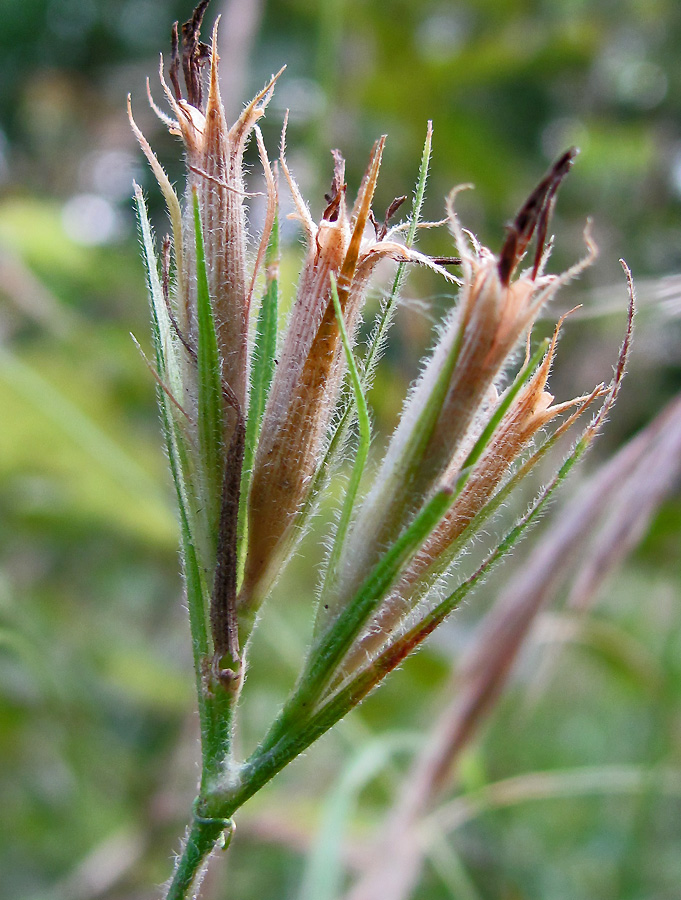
[
  {"x1": 305, "y1": 488, "x2": 452, "y2": 696},
  {"x1": 363, "y1": 120, "x2": 433, "y2": 385},
  {"x1": 462, "y1": 338, "x2": 549, "y2": 473},
  {"x1": 134, "y1": 184, "x2": 169, "y2": 377},
  {"x1": 256, "y1": 485, "x2": 456, "y2": 754},
  {"x1": 238, "y1": 210, "x2": 279, "y2": 574},
  {"x1": 193, "y1": 190, "x2": 225, "y2": 512},
  {"x1": 317, "y1": 274, "x2": 372, "y2": 619},
  {"x1": 247, "y1": 210, "x2": 279, "y2": 457}
]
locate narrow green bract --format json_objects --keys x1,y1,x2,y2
[
  {"x1": 318, "y1": 273, "x2": 372, "y2": 612},
  {"x1": 193, "y1": 189, "x2": 225, "y2": 524}
]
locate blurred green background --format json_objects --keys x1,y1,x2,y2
[{"x1": 1, "y1": 1, "x2": 680, "y2": 898}]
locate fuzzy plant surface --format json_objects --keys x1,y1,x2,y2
[{"x1": 128, "y1": 3, "x2": 633, "y2": 897}]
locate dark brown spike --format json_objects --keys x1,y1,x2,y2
[
  {"x1": 169, "y1": 22, "x2": 182, "y2": 101},
  {"x1": 431, "y1": 256, "x2": 463, "y2": 266},
  {"x1": 498, "y1": 147, "x2": 578, "y2": 287},
  {"x1": 378, "y1": 194, "x2": 408, "y2": 239},
  {"x1": 369, "y1": 209, "x2": 381, "y2": 239},
  {"x1": 323, "y1": 150, "x2": 347, "y2": 222},
  {"x1": 180, "y1": 0, "x2": 212, "y2": 109},
  {"x1": 531, "y1": 191, "x2": 557, "y2": 280}
]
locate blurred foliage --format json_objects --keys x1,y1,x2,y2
[{"x1": 0, "y1": 0, "x2": 680, "y2": 898}]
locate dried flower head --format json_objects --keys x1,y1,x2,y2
[
  {"x1": 130, "y1": 4, "x2": 633, "y2": 895},
  {"x1": 242, "y1": 128, "x2": 455, "y2": 611}
]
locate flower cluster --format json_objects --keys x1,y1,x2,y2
[{"x1": 130, "y1": 0, "x2": 628, "y2": 776}]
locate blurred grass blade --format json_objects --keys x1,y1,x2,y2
[
  {"x1": 526, "y1": 392, "x2": 681, "y2": 704},
  {"x1": 421, "y1": 829, "x2": 483, "y2": 900},
  {"x1": 567, "y1": 393, "x2": 681, "y2": 612},
  {"x1": 299, "y1": 734, "x2": 420, "y2": 900},
  {"x1": 0, "y1": 345, "x2": 169, "y2": 509},
  {"x1": 318, "y1": 274, "x2": 372, "y2": 612},
  {"x1": 533, "y1": 612, "x2": 661, "y2": 694},
  {"x1": 193, "y1": 189, "x2": 225, "y2": 509},
  {"x1": 430, "y1": 766, "x2": 681, "y2": 835}
]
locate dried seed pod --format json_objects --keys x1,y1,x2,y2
[
  {"x1": 333, "y1": 155, "x2": 595, "y2": 612},
  {"x1": 241, "y1": 136, "x2": 455, "y2": 610}
]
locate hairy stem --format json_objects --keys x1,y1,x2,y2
[{"x1": 165, "y1": 813, "x2": 234, "y2": 900}]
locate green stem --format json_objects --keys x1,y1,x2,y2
[
  {"x1": 202, "y1": 440, "x2": 595, "y2": 822},
  {"x1": 165, "y1": 813, "x2": 234, "y2": 900},
  {"x1": 255, "y1": 487, "x2": 456, "y2": 757}
]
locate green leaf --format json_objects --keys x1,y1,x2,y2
[
  {"x1": 193, "y1": 190, "x2": 225, "y2": 519},
  {"x1": 432, "y1": 766, "x2": 681, "y2": 836}
]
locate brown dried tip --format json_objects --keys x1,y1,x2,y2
[
  {"x1": 498, "y1": 147, "x2": 578, "y2": 287},
  {"x1": 323, "y1": 150, "x2": 347, "y2": 222},
  {"x1": 173, "y1": 0, "x2": 212, "y2": 109},
  {"x1": 587, "y1": 258, "x2": 635, "y2": 434},
  {"x1": 376, "y1": 195, "x2": 408, "y2": 240}
]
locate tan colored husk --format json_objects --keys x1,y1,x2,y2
[
  {"x1": 141, "y1": 18, "x2": 282, "y2": 418},
  {"x1": 337, "y1": 319, "x2": 600, "y2": 675},
  {"x1": 240, "y1": 139, "x2": 384, "y2": 608},
  {"x1": 241, "y1": 136, "x2": 457, "y2": 609},
  {"x1": 167, "y1": 29, "x2": 279, "y2": 408},
  {"x1": 342, "y1": 286, "x2": 637, "y2": 900},
  {"x1": 334, "y1": 201, "x2": 597, "y2": 622}
]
